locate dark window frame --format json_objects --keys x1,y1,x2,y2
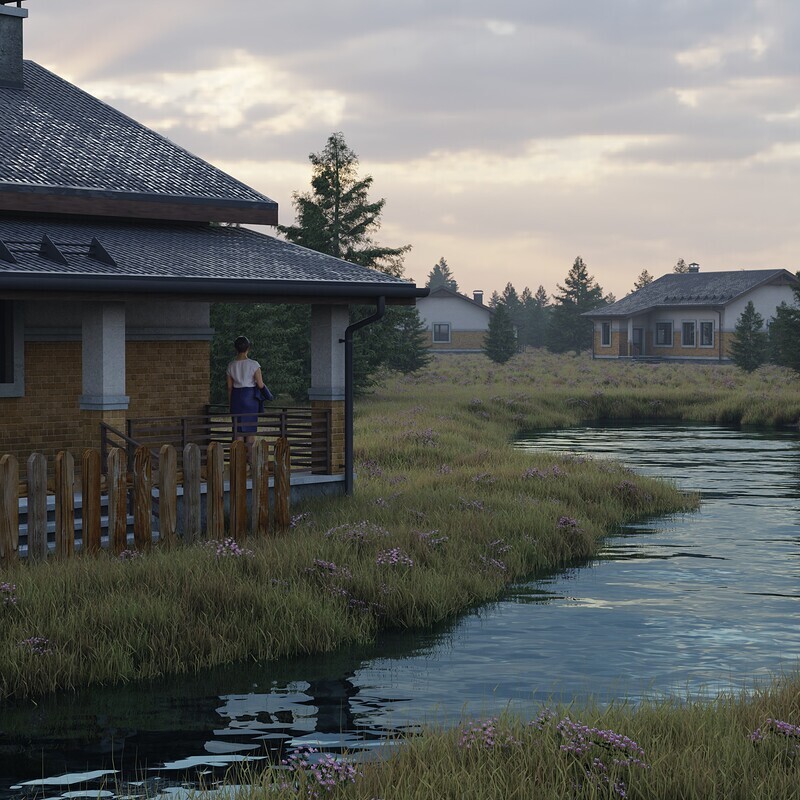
[
  {"x1": 655, "y1": 321, "x2": 673, "y2": 347},
  {"x1": 0, "y1": 301, "x2": 24, "y2": 397},
  {"x1": 432, "y1": 322, "x2": 451, "y2": 343}
]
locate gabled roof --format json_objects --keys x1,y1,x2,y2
[
  {"x1": 422, "y1": 285, "x2": 493, "y2": 313},
  {"x1": 0, "y1": 62, "x2": 277, "y2": 224},
  {"x1": 585, "y1": 269, "x2": 799, "y2": 318},
  {"x1": 0, "y1": 217, "x2": 426, "y2": 302}
]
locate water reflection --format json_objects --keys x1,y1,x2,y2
[{"x1": 2, "y1": 424, "x2": 800, "y2": 798}]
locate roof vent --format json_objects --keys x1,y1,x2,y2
[
  {"x1": 0, "y1": 1, "x2": 27, "y2": 89},
  {"x1": 688, "y1": 262, "x2": 700, "y2": 273},
  {"x1": 473, "y1": 290, "x2": 484, "y2": 305}
]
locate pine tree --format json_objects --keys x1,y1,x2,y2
[
  {"x1": 547, "y1": 257, "x2": 605, "y2": 354},
  {"x1": 674, "y1": 258, "x2": 689, "y2": 274},
  {"x1": 768, "y1": 281, "x2": 800, "y2": 373},
  {"x1": 426, "y1": 257, "x2": 459, "y2": 291},
  {"x1": 632, "y1": 269, "x2": 654, "y2": 292},
  {"x1": 483, "y1": 303, "x2": 517, "y2": 364},
  {"x1": 525, "y1": 285, "x2": 551, "y2": 348},
  {"x1": 730, "y1": 301, "x2": 768, "y2": 372},
  {"x1": 277, "y1": 131, "x2": 428, "y2": 388},
  {"x1": 279, "y1": 131, "x2": 409, "y2": 274}
]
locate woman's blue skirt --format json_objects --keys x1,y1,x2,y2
[{"x1": 230, "y1": 386, "x2": 260, "y2": 435}]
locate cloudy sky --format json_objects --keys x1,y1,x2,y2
[{"x1": 24, "y1": 1, "x2": 800, "y2": 299}]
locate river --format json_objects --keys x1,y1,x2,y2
[{"x1": 3, "y1": 424, "x2": 799, "y2": 798}]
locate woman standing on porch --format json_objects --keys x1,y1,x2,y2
[{"x1": 226, "y1": 336, "x2": 268, "y2": 453}]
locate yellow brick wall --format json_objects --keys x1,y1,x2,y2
[
  {"x1": 431, "y1": 330, "x2": 486, "y2": 351},
  {"x1": 311, "y1": 399, "x2": 344, "y2": 474},
  {"x1": 126, "y1": 341, "x2": 209, "y2": 420},
  {"x1": 0, "y1": 340, "x2": 210, "y2": 465},
  {"x1": 594, "y1": 329, "x2": 628, "y2": 356}
]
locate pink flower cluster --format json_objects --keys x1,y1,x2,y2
[
  {"x1": 458, "y1": 717, "x2": 519, "y2": 751},
  {"x1": 375, "y1": 548, "x2": 414, "y2": 568},
  {"x1": 281, "y1": 747, "x2": 361, "y2": 796},
  {"x1": 18, "y1": 636, "x2": 52, "y2": 655},
  {"x1": 0, "y1": 581, "x2": 18, "y2": 606},
  {"x1": 751, "y1": 718, "x2": 800, "y2": 747},
  {"x1": 210, "y1": 537, "x2": 254, "y2": 559}
]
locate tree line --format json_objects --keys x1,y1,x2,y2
[{"x1": 209, "y1": 131, "x2": 800, "y2": 391}]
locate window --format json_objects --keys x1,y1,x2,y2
[
  {"x1": 432, "y1": 322, "x2": 451, "y2": 343},
  {"x1": 682, "y1": 321, "x2": 696, "y2": 347},
  {"x1": 600, "y1": 321, "x2": 611, "y2": 347},
  {"x1": 655, "y1": 322, "x2": 673, "y2": 346},
  {"x1": 0, "y1": 300, "x2": 23, "y2": 397},
  {"x1": 700, "y1": 321, "x2": 714, "y2": 347}
]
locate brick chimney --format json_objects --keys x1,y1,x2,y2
[
  {"x1": 0, "y1": 2, "x2": 27, "y2": 89},
  {"x1": 688, "y1": 262, "x2": 700, "y2": 273},
  {"x1": 473, "y1": 290, "x2": 484, "y2": 304}
]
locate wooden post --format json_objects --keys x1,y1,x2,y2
[
  {"x1": 206, "y1": 441, "x2": 224, "y2": 540},
  {"x1": 229, "y1": 440, "x2": 247, "y2": 541},
  {"x1": 0, "y1": 454, "x2": 19, "y2": 567},
  {"x1": 81, "y1": 449, "x2": 102, "y2": 556},
  {"x1": 107, "y1": 447, "x2": 128, "y2": 555},
  {"x1": 54, "y1": 451, "x2": 75, "y2": 559},
  {"x1": 182, "y1": 443, "x2": 201, "y2": 543},
  {"x1": 251, "y1": 438, "x2": 270, "y2": 537},
  {"x1": 133, "y1": 446, "x2": 152, "y2": 551},
  {"x1": 26, "y1": 453, "x2": 48, "y2": 561},
  {"x1": 273, "y1": 436, "x2": 291, "y2": 531},
  {"x1": 158, "y1": 444, "x2": 177, "y2": 547}
]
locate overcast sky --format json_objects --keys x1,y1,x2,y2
[{"x1": 24, "y1": 0, "x2": 800, "y2": 299}]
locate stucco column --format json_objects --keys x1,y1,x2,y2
[
  {"x1": 308, "y1": 305, "x2": 347, "y2": 474},
  {"x1": 80, "y1": 302, "x2": 129, "y2": 412},
  {"x1": 627, "y1": 318, "x2": 634, "y2": 357}
]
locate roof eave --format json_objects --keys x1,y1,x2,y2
[
  {"x1": 0, "y1": 273, "x2": 430, "y2": 302},
  {"x1": 0, "y1": 184, "x2": 278, "y2": 225}
]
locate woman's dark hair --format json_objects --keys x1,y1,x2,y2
[{"x1": 233, "y1": 336, "x2": 251, "y2": 353}]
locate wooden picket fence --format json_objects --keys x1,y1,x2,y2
[{"x1": 0, "y1": 437, "x2": 292, "y2": 567}]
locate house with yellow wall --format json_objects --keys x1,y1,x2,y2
[{"x1": 584, "y1": 265, "x2": 799, "y2": 361}]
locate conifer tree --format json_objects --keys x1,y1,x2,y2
[
  {"x1": 426, "y1": 257, "x2": 459, "y2": 291},
  {"x1": 731, "y1": 301, "x2": 768, "y2": 372},
  {"x1": 547, "y1": 257, "x2": 604, "y2": 354},
  {"x1": 768, "y1": 279, "x2": 800, "y2": 373},
  {"x1": 279, "y1": 131, "x2": 428, "y2": 388},
  {"x1": 483, "y1": 303, "x2": 517, "y2": 364}
]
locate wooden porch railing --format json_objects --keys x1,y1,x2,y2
[{"x1": 110, "y1": 406, "x2": 331, "y2": 475}]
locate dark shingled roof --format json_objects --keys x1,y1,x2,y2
[
  {"x1": 585, "y1": 269, "x2": 798, "y2": 318},
  {"x1": 0, "y1": 217, "x2": 426, "y2": 300},
  {"x1": 0, "y1": 61, "x2": 276, "y2": 213}
]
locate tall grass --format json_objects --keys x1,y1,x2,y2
[
  {"x1": 2, "y1": 351, "x2": 797, "y2": 702},
  {"x1": 224, "y1": 677, "x2": 800, "y2": 799}
]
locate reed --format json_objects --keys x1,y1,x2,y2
[
  {"x1": 2, "y1": 351, "x2": 797, "y2": 702},
  {"x1": 224, "y1": 676, "x2": 800, "y2": 799}
]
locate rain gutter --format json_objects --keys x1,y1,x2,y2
[{"x1": 341, "y1": 296, "x2": 386, "y2": 496}]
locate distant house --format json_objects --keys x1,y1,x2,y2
[
  {"x1": 0, "y1": 3, "x2": 425, "y2": 491},
  {"x1": 415, "y1": 286, "x2": 493, "y2": 352},
  {"x1": 584, "y1": 264, "x2": 799, "y2": 361}
]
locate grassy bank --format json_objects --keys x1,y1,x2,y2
[
  {"x1": 220, "y1": 678, "x2": 800, "y2": 799},
  {"x1": 1, "y1": 352, "x2": 798, "y2": 703}
]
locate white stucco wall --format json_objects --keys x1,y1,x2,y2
[{"x1": 416, "y1": 295, "x2": 491, "y2": 331}]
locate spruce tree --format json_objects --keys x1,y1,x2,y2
[
  {"x1": 730, "y1": 301, "x2": 768, "y2": 372},
  {"x1": 769, "y1": 291, "x2": 800, "y2": 373},
  {"x1": 278, "y1": 132, "x2": 428, "y2": 389},
  {"x1": 547, "y1": 257, "x2": 605, "y2": 354},
  {"x1": 426, "y1": 257, "x2": 459, "y2": 291},
  {"x1": 483, "y1": 303, "x2": 517, "y2": 364}
]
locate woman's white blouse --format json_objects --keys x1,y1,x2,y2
[{"x1": 226, "y1": 358, "x2": 260, "y2": 388}]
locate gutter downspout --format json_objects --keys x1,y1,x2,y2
[{"x1": 341, "y1": 296, "x2": 386, "y2": 495}]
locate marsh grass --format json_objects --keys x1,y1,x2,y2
[
  {"x1": 217, "y1": 679, "x2": 800, "y2": 800},
  {"x1": 2, "y1": 351, "x2": 798, "y2": 703}
]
